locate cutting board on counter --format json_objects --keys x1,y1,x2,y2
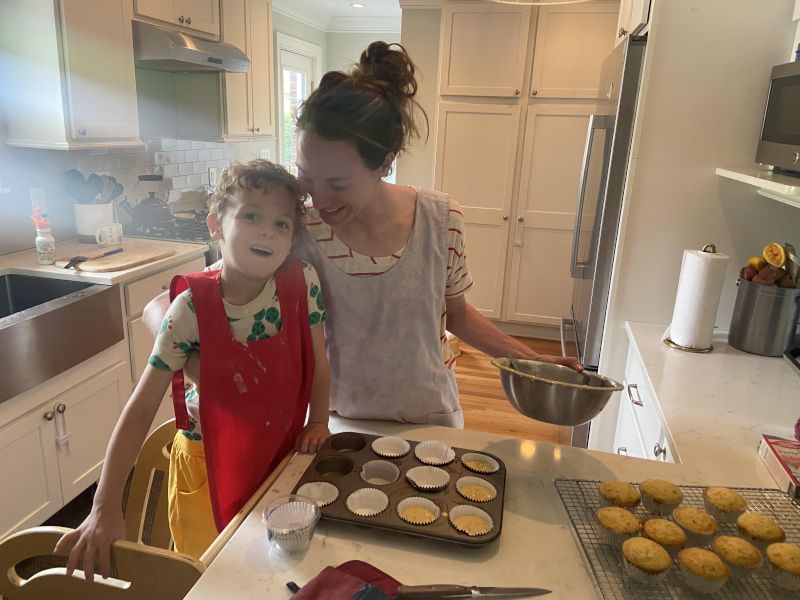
[{"x1": 54, "y1": 240, "x2": 176, "y2": 272}]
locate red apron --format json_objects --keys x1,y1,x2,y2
[{"x1": 170, "y1": 260, "x2": 314, "y2": 531}]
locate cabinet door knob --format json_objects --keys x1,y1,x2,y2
[
  {"x1": 44, "y1": 411, "x2": 55, "y2": 422},
  {"x1": 618, "y1": 27, "x2": 628, "y2": 38},
  {"x1": 78, "y1": 127, "x2": 87, "y2": 136},
  {"x1": 502, "y1": 215, "x2": 509, "y2": 221},
  {"x1": 616, "y1": 446, "x2": 628, "y2": 455},
  {"x1": 627, "y1": 383, "x2": 643, "y2": 406},
  {"x1": 178, "y1": 15, "x2": 185, "y2": 24},
  {"x1": 186, "y1": 16, "x2": 192, "y2": 25},
  {"x1": 530, "y1": 89, "x2": 538, "y2": 97},
  {"x1": 254, "y1": 127, "x2": 260, "y2": 133},
  {"x1": 56, "y1": 403, "x2": 66, "y2": 414},
  {"x1": 514, "y1": 89, "x2": 520, "y2": 96},
  {"x1": 161, "y1": 283, "x2": 169, "y2": 291},
  {"x1": 654, "y1": 443, "x2": 667, "y2": 458}
]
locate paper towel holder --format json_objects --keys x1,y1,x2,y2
[{"x1": 662, "y1": 242, "x2": 719, "y2": 353}]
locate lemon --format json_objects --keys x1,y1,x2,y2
[
  {"x1": 763, "y1": 243, "x2": 786, "y2": 268},
  {"x1": 747, "y1": 255, "x2": 767, "y2": 270}
]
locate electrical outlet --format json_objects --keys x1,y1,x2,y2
[
  {"x1": 259, "y1": 148, "x2": 271, "y2": 160},
  {"x1": 208, "y1": 167, "x2": 218, "y2": 187}
]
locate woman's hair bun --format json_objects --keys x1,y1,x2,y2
[{"x1": 355, "y1": 41, "x2": 417, "y2": 100}]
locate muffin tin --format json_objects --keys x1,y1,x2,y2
[{"x1": 291, "y1": 432, "x2": 506, "y2": 546}]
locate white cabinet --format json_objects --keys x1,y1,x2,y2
[
  {"x1": 439, "y1": 4, "x2": 531, "y2": 97},
  {"x1": 135, "y1": 0, "x2": 221, "y2": 38},
  {"x1": 615, "y1": 0, "x2": 650, "y2": 45},
  {"x1": 125, "y1": 255, "x2": 206, "y2": 434},
  {"x1": 221, "y1": 0, "x2": 275, "y2": 139},
  {"x1": 504, "y1": 105, "x2": 595, "y2": 326},
  {"x1": 0, "y1": 0, "x2": 141, "y2": 150},
  {"x1": 434, "y1": 103, "x2": 521, "y2": 318},
  {"x1": 529, "y1": 3, "x2": 619, "y2": 99},
  {"x1": 0, "y1": 361, "x2": 130, "y2": 539}
]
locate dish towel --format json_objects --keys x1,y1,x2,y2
[
  {"x1": 290, "y1": 560, "x2": 401, "y2": 600},
  {"x1": 662, "y1": 247, "x2": 729, "y2": 350}
]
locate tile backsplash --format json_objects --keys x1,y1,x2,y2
[{"x1": 0, "y1": 137, "x2": 275, "y2": 255}]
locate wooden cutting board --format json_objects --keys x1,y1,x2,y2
[{"x1": 54, "y1": 240, "x2": 176, "y2": 272}]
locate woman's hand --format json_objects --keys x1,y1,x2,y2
[
  {"x1": 53, "y1": 506, "x2": 126, "y2": 582},
  {"x1": 295, "y1": 422, "x2": 330, "y2": 453}
]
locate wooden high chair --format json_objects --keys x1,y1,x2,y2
[{"x1": 0, "y1": 418, "x2": 293, "y2": 600}]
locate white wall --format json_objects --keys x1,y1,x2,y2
[
  {"x1": 326, "y1": 32, "x2": 400, "y2": 73},
  {"x1": 594, "y1": 0, "x2": 800, "y2": 450},
  {"x1": 396, "y1": 8, "x2": 441, "y2": 190},
  {"x1": 272, "y1": 10, "x2": 327, "y2": 52}
]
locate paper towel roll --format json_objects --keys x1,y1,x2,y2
[{"x1": 663, "y1": 248, "x2": 729, "y2": 350}]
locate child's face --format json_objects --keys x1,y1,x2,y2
[{"x1": 207, "y1": 186, "x2": 296, "y2": 281}]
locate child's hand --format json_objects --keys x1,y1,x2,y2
[
  {"x1": 53, "y1": 506, "x2": 125, "y2": 582},
  {"x1": 295, "y1": 422, "x2": 330, "y2": 453}
]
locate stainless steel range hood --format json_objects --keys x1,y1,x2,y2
[{"x1": 132, "y1": 20, "x2": 250, "y2": 73}]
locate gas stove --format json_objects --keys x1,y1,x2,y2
[{"x1": 123, "y1": 210, "x2": 220, "y2": 265}]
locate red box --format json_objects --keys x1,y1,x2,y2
[{"x1": 758, "y1": 434, "x2": 800, "y2": 499}]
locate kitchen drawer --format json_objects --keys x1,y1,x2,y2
[
  {"x1": 623, "y1": 350, "x2": 662, "y2": 450},
  {"x1": 125, "y1": 256, "x2": 205, "y2": 317},
  {"x1": 613, "y1": 394, "x2": 646, "y2": 459}
]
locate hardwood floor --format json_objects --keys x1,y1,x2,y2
[{"x1": 454, "y1": 337, "x2": 572, "y2": 444}]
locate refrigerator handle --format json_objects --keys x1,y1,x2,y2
[
  {"x1": 570, "y1": 114, "x2": 614, "y2": 279},
  {"x1": 560, "y1": 315, "x2": 575, "y2": 358}
]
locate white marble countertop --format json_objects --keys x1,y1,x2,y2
[
  {"x1": 625, "y1": 321, "x2": 798, "y2": 478},
  {"x1": 0, "y1": 238, "x2": 207, "y2": 285},
  {"x1": 185, "y1": 412, "x2": 784, "y2": 600}
]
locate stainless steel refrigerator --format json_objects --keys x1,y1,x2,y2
[{"x1": 563, "y1": 36, "x2": 647, "y2": 447}]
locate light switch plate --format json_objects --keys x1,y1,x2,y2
[{"x1": 259, "y1": 148, "x2": 271, "y2": 160}]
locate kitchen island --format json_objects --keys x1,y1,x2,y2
[{"x1": 184, "y1": 413, "x2": 785, "y2": 600}]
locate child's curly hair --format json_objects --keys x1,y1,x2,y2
[{"x1": 209, "y1": 160, "x2": 306, "y2": 235}]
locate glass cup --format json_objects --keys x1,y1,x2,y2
[{"x1": 262, "y1": 494, "x2": 320, "y2": 556}]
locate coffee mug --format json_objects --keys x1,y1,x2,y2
[{"x1": 95, "y1": 223, "x2": 124, "y2": 246}]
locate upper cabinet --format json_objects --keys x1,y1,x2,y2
[
  {"x1": 529, "y1": 3, "x2": 619, "y2": 99},
  {"x1": 615, "y1": 0, "x2": 650, "y2": 45},
  {"x1": 0, "y1": 0, "x2": 142, "y2": 150},
  {"x1": 221, "y1": 0, "x2": 275, "y2": 139},
  {"x1": 134, "y1": 0, "x2": 221, "y2": 39},
  {"x1": 439, "y1": 4, "x2": 531, "y2": 97}
]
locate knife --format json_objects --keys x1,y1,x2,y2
[{"x1": 397, "y1": 584, "x2": 551, "y2": 599}]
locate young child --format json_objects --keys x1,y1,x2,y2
[{"x1": 55, "y1": 160, "x2": 331, "y2": 578}]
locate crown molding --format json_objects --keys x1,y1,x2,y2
[
  {"x1": 272, "y1": 0, "x2": 329, "y2": 31},
  {"x1": 327, "y1": 16, "x2": 401, "y2": 33},
  {"x1": 399, "y1": 0, "x2": 483, "y2": 7}
]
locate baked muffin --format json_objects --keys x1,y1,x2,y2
[
  {"x1": 711, "y1": 535, "x2": 762, "y2": 578},
  {"x1": 639, "y1": 479, "x2": 683, "y2": 515},
  {"x1": 672, "y1": 506, "x2": 718, "y2": 546},
  {"x1": 597, "y1": 480, "x2": 641, "y2": 509},
  {"x1": 621, "y1": 537, "x2": 672, "y2": 583},
  {"x1": 642, "y1": 518, "x2": 687, "y2": 557},
  {"x1": 703, "y1": 486, "x2": 747, "y2": 523},
  {"x1": 677, "y1": 547, "x2": 731, "y2": 594},
  {"x1": 736, "y1": 512, "x2": 786, "y2": 551},
  {"x1": 595, "y1": 506, "x2": 641, "y2": 547},
  {"x1": 766, "y1": 542, "x2": 800, "y2": 591}
]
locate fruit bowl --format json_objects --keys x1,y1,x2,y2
[{"x1": 492, "y1": 358, "x2": 624, "y2": 426}]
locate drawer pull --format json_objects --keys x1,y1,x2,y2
[
  {"x1": 654, "y1": 443, "x2": 667, "y2": 459},
  {"x1": 627, "y1": 383, "x2": 643, "y2": 407},
  {"x1": 616, "y1": 446, "x2": 628, "y2": 455},
  {"x1": 161, "y1": 283, "x2": 170, "y2": 291}
]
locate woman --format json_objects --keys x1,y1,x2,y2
[{"x1": 145, "y1": 41, "x2": 580, "y2": 428}]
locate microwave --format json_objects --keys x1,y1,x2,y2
[{"x1": 756, "y1": 61, "x2": 800, "y2": 174}]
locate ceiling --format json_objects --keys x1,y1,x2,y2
[{"x1": 273, "y1": 0, "x2": 402, "y2": 32}]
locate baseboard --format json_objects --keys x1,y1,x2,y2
[{"x1": 492, "y1": 321, "x2": 560, "y2": 341}]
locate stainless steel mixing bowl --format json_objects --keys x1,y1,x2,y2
[{"x1": 491, "y1": 357, "x2": 624, "y2": 426}]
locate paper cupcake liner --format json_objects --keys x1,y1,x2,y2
[
  {"x1": 296, "y1": 482, "x2": 339, "y2": 507},
  {"x1": 262, "y1": 496, "x2": 321, "y2": 555},
  {"x1": 345, "y1": 488, "x2": 389, "y2": 517},
  {"x1": 360, "y1": 460, "x2": 400, "y2": 486},
  {"x1": 678, "y1": 528, "x2": 716, "y2": 548},
  {"x1": 769, "y1": 563, "x2": 800, "y2": 591},
  {"x1": 599, "y1": 496, "x2": 640, "y2": 511},
  {"x1": 622, "y1": 556, "x2": 670, "y2": 584},
  {"x1": 460, "y1": 453, "x2": 499, "y2": 474},
  {"x1": 703, "y1": 497, "x2": 744, "y2": 524},
  {"x1": 448, "y1": 505, "x2": 494, "y2": 536},
  {"x1": 678, "y1": 561, "x2": 729, "y2": 595},
  {"x1": 396, "y1": 497, "x2": 440, "y2": 526},
  {"x1": 738, "y1": 532, "x2": 776, "y2": 554},
  {"x1": 406, "y1": 466, "x2": 450, "y2": 491},
  {"x1": 596, "y1": 525, "x2": 635, "y2": 549},
  {"x1": 414, "y1": 440, "x2": 456, "y2": 466},
  {"x1": 455, "y1": 476, "x2": 497, "y2": 503},
  {"x1": 641, "y1": 494, "x2": 680, "y2": 516},
  {"x1": 371, "y1": 436, "x2": 411, "y2": 458},
  {"x1": 719, "y1": 558, "x2": 762, "y2": 579}
]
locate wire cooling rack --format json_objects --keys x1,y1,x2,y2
[{"x1": 554, "y1": 478, "x2": 800, "y2": 599}]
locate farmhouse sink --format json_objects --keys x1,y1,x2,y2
[{"x1": 0, "y1": 273, "x2": 124, "y2": 403}]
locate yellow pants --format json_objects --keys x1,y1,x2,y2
[{"x1": 168, "y1": 433, "x2": 218, "y2": 559}]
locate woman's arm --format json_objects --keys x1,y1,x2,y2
[
  {"x1": 445, "y1": 294, "x2": 582, "y2": 370},
  {"x1": 295, "y1": 324, "x2": 331, "y2": 453},
  {"x1": 54, "y1": 365, "x2": 173, "y2": 581}
]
